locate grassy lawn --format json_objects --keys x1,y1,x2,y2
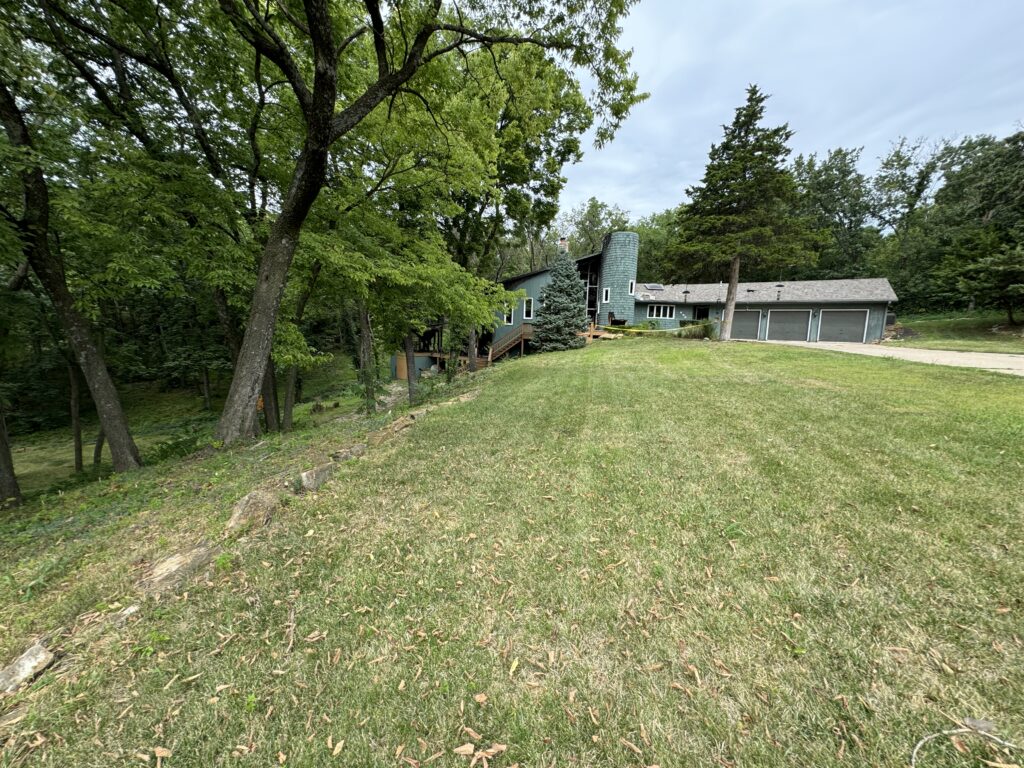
[
  {"x1": 889, "y1": 311, "x2": 1024, "y2": 354},
  {"x1": 2, "y1": 339, "x2": 1022, "y2": 767}
]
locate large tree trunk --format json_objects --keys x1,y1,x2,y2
[
  {"x1": 720, "y1": 255, "x2": 742, "y2": 341},
  {"x1": 261, "y1": 360, "x2": 281, "y2": 432},
  {"x1": 404, "y1": 332, "x2": 417, "y2": 404},
  {"x1": 68, "y1": 361, "x2": 83, "y2": 473},
  {"x1": 466, "y1": 328, "x2": 478, "y2": 372},
  {"x1": 0, "y1": 80, "x2": 141, "y2": 472},
  {"x1": 358, "y1": 301, "x2": 376, "y2": 413},
  {"x1": 0, "y1": 407, "x2": 21, "y2": 508},
  {"x1": 215, "y1": 145, "x2": 330, "y2": 444}
]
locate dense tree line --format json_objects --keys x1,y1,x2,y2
[{"x1": 0, "y1": 0, "x2": 645, "y2": 505}]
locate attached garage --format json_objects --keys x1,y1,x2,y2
[
  {"x1": 731, "y1": 310, "x2": 761, "y2": 340},
  {"x1": 766, "y1": 310, "x2": 811, "y2": 341},
  {"x1": 817, "y1": 309, "x2": 869, "y2": 343}
]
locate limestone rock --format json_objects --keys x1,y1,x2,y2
[
  {"x1": 143, "y1": 545, "x2": 214, "y2": 593},
  {"x1": 0, "y1": 643, "x2": 55, "y2": 694},
  {"x1": 298, "y1": 463, "x2": 333, "y2": 492},
  {"x1": 114, "y1": 605, "x2": 141, "y2": 624},
  {"x1": 226, "y1": 489, "x2": 278, "y2": 535}
]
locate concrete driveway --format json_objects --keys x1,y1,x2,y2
[{"x1": 762, "y1": 341, "x2": 1024, "y2": 377}]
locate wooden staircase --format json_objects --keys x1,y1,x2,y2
[{"x1": 488, "y1": 324, "x2": 533, "y2": 362}]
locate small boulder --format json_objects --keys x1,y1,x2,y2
[
  {"x1": 225, "y1": 489, "x2": 279, "y2": 535},
  {"x1": 143, "y1": 545, "x2": 214, "y2": 593},
  {"x1": 0, "y1": 643, "x2": 55, "y2": 694},
  {"x1": 349, "y1": 443, "x2": 366, "y2": 458},
  {"x1": 297, "y1": 463, "x2": 333, "y2": 492}
]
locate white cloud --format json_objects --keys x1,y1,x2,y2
[{"x1": 560, "y1": 0, "x2": 1024, "y2": 218}]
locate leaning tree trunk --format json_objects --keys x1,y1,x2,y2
[
  {"x1": 215, "y1": 145, "x2": 329, "y2": 444},
  {"x1": 0, "y1": 407, "x2": 21, "y2": 508},
  {"x1": 358, "y1": 302, "x2": 376, "y2": 413},
  {"x1": 720, "y1": 255, "x2": 742, "y2": 341},
  {"x1": 404, "y1": 332, "x2": 418, "y2": 404},
  {"x1": 0, "y1": 80, "x2": 141, "y2": 472},
  {"x1": 68, "y1": 361, "x2": 83, "y2": 473}
]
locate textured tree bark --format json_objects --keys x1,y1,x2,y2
[
  {"x1": 403, "y1": 333, "x2": 417, "y2": 404},
  {"x1": 68, "y1": 361, "x2": 83, "y2": 473},
  {"x1": 466, "y1": 329, "x2": 478, "y2": 372},
  {"x1": 0, "y1": 407, "x2": 21, "y2": 508},
  {"x1": 720, "y1": 255, "x2": 742, "y2": 341},
  {"x1": 93, "y1": 427, "x2": 105, "y2": 469},
  {"x1": 0, "y1": 80, "x2": 141, "y2": 472},
  {"x1": 261, "y1": 361, "x2": 280, "y2": 432},
  {"x1": 215, "y1": 145, "x2": 328, "y2": 443},
  {"x1": 358, "y1": 302, "x2": 376, "y2": 412}
]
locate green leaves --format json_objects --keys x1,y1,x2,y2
[{"x1": 671, "y1": 85, "x2": 815, "y2": 278}]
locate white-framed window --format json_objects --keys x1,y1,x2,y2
[
  {"x1": 503, "y1": 307, "x2": 514, "y2": 325},
  {"x1": 523, "y1": 297, "x2": 534, "y2": 321},
  {"x1": 628, "y1": 280, "x2": 635, "y2": 295},
  {"x1": 602, "y1": 287, "x2": 611, "y2": 303},
  {"x1": 647, "y1": 304, "x2": 675, "y2": 319}
]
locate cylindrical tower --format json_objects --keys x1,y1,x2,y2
[{"x1": 597, "y1": 231, "x2": 639, "y2": 326}]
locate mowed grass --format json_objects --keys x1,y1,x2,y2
[
  {"x1": 891, "y1": 311, "x2": 1024, "y2": 354},
  {"x1": 2, "y1": 339, "x2": 1023, "y2": 767}
]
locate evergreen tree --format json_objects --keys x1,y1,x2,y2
[
  {"x1": 671, "y1": 85, "x2": 815, "y2": 339},
  {"x1": 533, "y1": 253, "x2": 587, "y2": 351}
]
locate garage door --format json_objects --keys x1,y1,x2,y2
[
  {"x1": 731, "y1": 310, "x2": 760, "y2": 339},
  {"x1": 766, "y1": 310, "x2": 811, "y2": 341},
  {"x1": 818, "y1": 309, "x2": 869, "y2": 343}
]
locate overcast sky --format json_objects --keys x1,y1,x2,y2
[{"x1": 560, "y1": 0, "x2": 1024, "y2": 220}]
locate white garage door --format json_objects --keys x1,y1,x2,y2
[
  {"x1": 766, "y1": 310, "x2": 811, "y2": 341},
  {"x1": 818, "y1": 309, "x2": 869, "y2": 343}
]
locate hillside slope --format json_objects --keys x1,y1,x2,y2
[{"x1": 2, "y1": 339, "x2": 1023, "y2": 767}]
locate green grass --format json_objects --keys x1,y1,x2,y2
[
  {"x1": 2, "y1": 339, "x2": 1023, "y2": 767},
  {"x1": 889, "y1": 311, "x2": 1024, "y2": 354}
]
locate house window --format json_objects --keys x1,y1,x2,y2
[
  {"x1": 523, "y1": 297, "x2": 534, "y2": 321},
  {"x1": 647, "y1": 304, "x2": 676, "y2": 319},
  {"x1": 693, "y1": 305, "x2": 710, "y2": 321},
  {"x1": 602, "y1": 287, "x2": 610, "y2": 303},
  {"x1": 628, "y1": 280, "x2": 635, "y2": 295},
  {"x1": 504, "y1": 307, "x2": 514, "y2": 325}
]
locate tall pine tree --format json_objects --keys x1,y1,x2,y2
[
  {"x1": 533, "y1": 253, "x2": 588, "y2": 351},
  {"x1": 673, "y1": 85, "x2": 814, "y2": 339}
]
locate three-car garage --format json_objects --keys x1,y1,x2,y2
[{"x1": 725, "y1": 305, "x2": 880, "y2": 342}]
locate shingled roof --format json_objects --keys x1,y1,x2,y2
[{"x1": 633, "y1": 278, "x2": 898, "y2": 304}]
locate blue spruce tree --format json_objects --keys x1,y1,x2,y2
[{"x1": 533, "y1": 253, "x2": 588, "y2": 351}]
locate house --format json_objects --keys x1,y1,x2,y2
[
  {"x1": 494, "y1": 231, "x2": 898, "y2": 347},
  {"x1": 396, "y1": 231, "x2": 899, "y2": 379}
]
